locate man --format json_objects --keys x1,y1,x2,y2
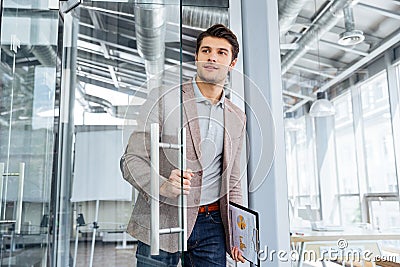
[{"x1": 121, "y1": 24, "x2": 246, "y2": 266}]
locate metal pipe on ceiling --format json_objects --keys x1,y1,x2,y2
[
  {"x1": 343, "y1": 5, "x2": 354, "y2": 32},
  {"x1": 134, "y1": 0, "x2": 166, "y2": 89},
  {"x1": 30, "y1": 45, "x2": 61, "y2": 67},
  {"x1": 281, "y1": 0, "x2": 360, "y2": 74},
  {"x1": 181, "y1": 6, "x2": 228, "y2": 29},
  {"x1": 278, "y1": 0, "x2": 310, "y2": 37}
]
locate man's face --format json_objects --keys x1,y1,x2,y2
[{"x1": 195, "y1": 36, "x2": 237, "y2": 85}]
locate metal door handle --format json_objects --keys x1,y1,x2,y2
[{"x1": 150, "y1": 123, "x2": 187, "y2": 255}]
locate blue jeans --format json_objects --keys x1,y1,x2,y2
[{"x1": 136, "y1": 210, "x2": 226, "y2": 267}]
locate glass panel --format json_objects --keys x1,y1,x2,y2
[
  {"x1": 285, "y1": 116, "x2": 319, "y2": 227},
  {"x1": 0, "y1": 0, "x2": 59, "y2": 265},
  {"x1": 70, "y1": 0, "x2": 184, "y2": 264},
  {"x1": 334, "y1": 92, "x2": 359, "y2": 194},
  {"x1": 69, "y1": 1, "x2": 239, "y2": 265},
  {"x1": 296, "y1": 117, "x2": 318, "y2": 199},
  {"x1": 360, "y1": 72, "x2": 397, "y2": 193},
  {"x1": 369, "y1": 200, "x2": 400, "y2": 230}
]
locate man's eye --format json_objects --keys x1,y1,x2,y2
[{"x1": 202, "y1": 49, "x2": 210, "y2": 53}]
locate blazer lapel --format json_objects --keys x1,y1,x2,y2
[{"x1": 182, "y1": 83, "x2": 203, "y2": 163}]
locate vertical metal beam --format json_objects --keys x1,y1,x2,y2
[
  {"x1": 150, "y1": 123, "x2": 160, "y2": 255},
  {"x1": 350, "y1": 83, "x2": 369, "y2": 222},
  {"x1": 54, "y1": 11, "x2": 79, "y2": 267},
  {"x1": 0, "y1": 163, "x2": 4, "y2": 217},
  {"x1": 229, "y1": 0, "x2": 248, "y2": 208},
  {"x1": 15, "y1": 162, "x2": 25, "y2": 234},
  {"x1": 242, "y1": 0, "x2": 291, "y2": 266},
  {"x1": 178, "y1": 128, "x2": 187, "y2": 252},
  {"x1": 385, "y1": 52, "x2": 400, "y2": 198}
]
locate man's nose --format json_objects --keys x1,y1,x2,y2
[{"x1": 207, "y1": 52, "x2": 217, "y2": 62}]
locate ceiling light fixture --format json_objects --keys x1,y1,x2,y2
[
  {"x1": 309, "y1": 91, "x2": 335, "y2": 117},
  {"x1": 338, "y1": 6, "x2": 365, "y2": 46}
]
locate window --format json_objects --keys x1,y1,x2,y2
[
  {"x1": 285, "y1": 116, "x2": 319, "y2": 226},
  {"x1": 360, "y1": 72, "x2": 397, "y2": 193},
  {"x1": 334, "y1": 91, "x2": 359, "y2": 194}
]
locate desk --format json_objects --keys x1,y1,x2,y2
[{"x1": 291, "y1": 228, "x2": 400, "y2": 267}]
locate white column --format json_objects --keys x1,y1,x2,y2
[
  {"x1": 314, "y1": 116, "x2": 340, "y2": 224},
  {"x1": 242, "y1": 1, "x2": 291, "y2": 266}
]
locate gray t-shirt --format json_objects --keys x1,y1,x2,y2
[{"x1": 192, "y1": 77, "x2": 225, "y2": 205}]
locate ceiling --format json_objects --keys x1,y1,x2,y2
[
  {"x1": 1, "y1": 0, "x2": 400, "y2": 126},
  {"x1": 279, "y1": 0, "x2": 400, "y2": 114},
  {"x1": 74, "y1": 0, "x2": 400, "y2": 121}
]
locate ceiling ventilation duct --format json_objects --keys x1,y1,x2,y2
[
  {"x1": 338, "y1": 6, "x2": 364, "y2": 46},
  {"x1": 134, "y1": 2, "x2": 230, "y2": 90},
  {"x1": 30, "y1": 45, "x2": 61, "y2": 67},
  {"x1": 278, "y1": 0, "x2": 309, "y2": 37},
  {"x1": 281, "y1": 0, "x2": 360, "y2": 74},
  {"x1": 181, "y1": 6, "x2": 228, "y2": 29},
  {"x1": 134, "y1": 0, "x2": 166, "y2": 89}
]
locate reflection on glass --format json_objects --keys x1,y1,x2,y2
[
  {"x1": 71, "y1": 1, "x2": 185, "y2": 265},
  {"x1": 69, "y1": 1, "x2": 234, "y2": 266},
  {"x1": 0, "y1": 0, "x2": 59, "y2": 265}
]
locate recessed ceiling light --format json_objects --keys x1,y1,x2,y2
[{"x1": 338, "y1": 30, "x2": 365, "y2": 46}]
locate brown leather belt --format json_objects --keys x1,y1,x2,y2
[{"x1": 198, "y1": 202, "x2": 219, "y2": 213}]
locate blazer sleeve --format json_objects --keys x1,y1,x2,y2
[{"x1": 228, "y1": 116, "x2": 246, "y2": 205}]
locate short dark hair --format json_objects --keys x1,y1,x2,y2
[{"x1": 196, "y1": 24, "x2": 239, "y2": 62}]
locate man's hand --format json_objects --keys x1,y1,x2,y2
[
  {"x1": 159, "y1": 169, "x2": 194, "y2": 198},
  {"x1": 231, "y1": 247, "x2": 245, "y2": 263}
]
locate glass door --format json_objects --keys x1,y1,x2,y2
[
  {"x1": 0, "y1": 0, "x2": 59, "y2": 266},
  {"x1": 52, "y1": 0, "x2": 236, "y2": 266},
  {"x1": 66, "y1": 1, "x2": 187, "y2": 266}
]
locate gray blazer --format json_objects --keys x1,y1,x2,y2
[{"x1": 120, "y1": 81, "x2": 246, "y2": 254}]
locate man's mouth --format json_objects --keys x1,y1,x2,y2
[{"x1": 203, "y1": 64, "x2": 219, "y2": 70}]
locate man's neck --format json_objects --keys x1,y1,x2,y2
[{"x1": 195, "y1": 76, "x2": 224, "y2": 105}]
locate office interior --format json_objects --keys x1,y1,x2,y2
[{"x1": 0, "y1": 0, "x2": 399, "y2": 266}]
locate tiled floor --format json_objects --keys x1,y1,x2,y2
[{"x1": 74, "y1": 242, "x2": 137, "y2": 267}]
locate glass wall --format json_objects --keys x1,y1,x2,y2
[
  {"x1": 63, "y1": 1, "x2": 237, "y2": 266},
  {"x1": 0, "y1": 0, "x2": 59, "y2": 265},
  {"x1": 69, "y1": 1, "x2": 185, "y2": 266},
  {"x1": 285, "y1": 66, "x2": 400, "y2": 244},
  {"x1": 0, "y1": 0, "x2": 241, "y2": 266}
]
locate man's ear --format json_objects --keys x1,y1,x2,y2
[
  {"x1": 195, "y1": 53, "x2": 198, "y2": 63},
  {"x1": 229, "y1": 58, "x2": 238, "y2": 70}
]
